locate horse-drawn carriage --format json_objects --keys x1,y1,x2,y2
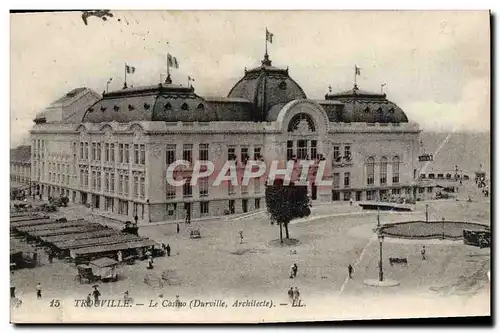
[{"x1": 75, "y1": 258, "x2": 120, "y2": 284}]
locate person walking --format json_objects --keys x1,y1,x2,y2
[
  {"x1": 92, "y1": 286, "x2": 101, "y2": 303},
  {"x1": 239, "y1": 231, "x2": 244, "y2": 244},
  {"x1": 349, "y1": 197, "x2": 353, "y2": 206},
  {"x1": 287, "y1": 287, "x2": 294, "y2": 303},
  {"x1": 33, "y1": 249, "x2": 38, "y2": 266},
  {"x1": 117, "y1": 250, "x2": 123, "y2": 263},
  {"x1": 421, "y1": 246, "x2": 426, "y2": 260},
  {"x1": 86, "y1": 293, "x2": 92, "y2": 307},
  {"x1": 289, "y1": 264, "x2": 295, "y2": 279},
  {"x1": 147, "y1": 257, "x2": 154, "y2": 270},
  {"x1": 36, "y1": 283, "x2": 42, "y2": 299},
  {"x1": 134, "y1": 215, "x2": 139, "y2": 225},
  {"x1": 176, "y1": 223, "x2": 180, "y2": 234},
  {"x1": 48, "y1": 250, "x2": 54, "y2": 264},
  {"x1": 348, "y1": 264, "x2": 354, "y2": 279},
  {"x1": 292, "y1": 263, "x2": 298, "y2": 278},
  {"x1": 166, "y1": 244, "x2": 171, "y2": 257},
  {"x1": 10, "y1": 286, "x2": 16, "y2": 299},
  {"x1": 293, "y1": 287, "x2": 300, "y2": 302}
]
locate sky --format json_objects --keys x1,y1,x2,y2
[{"x1": 10, "y1": 10, "x2": 490, "y2": 148}]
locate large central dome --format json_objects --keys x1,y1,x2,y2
[{"x1": 228, "y1": 54, "x2": 307, "y2": 121}]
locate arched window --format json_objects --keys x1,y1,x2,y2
[
  {"x1": 366, "y1": 157, "x2": 375, "y2": 185},
  {"x1": 380, "y1": 157, "x2": 388, "y2": 185},
  {"x1": 288, "y1": 113, "x2": 316, "y2": 132},
  {"x1": 164, "y1": 102, "x2": 172, "y2": 111},
  {"x1": 181, "y1": 103, "x2": 189, "y2": 111},
  {"x1": 197, "y1": 103, "x2": 205, "y2": 111},
  {"x1": 392, "y1": 156, "x2": 400, "y2": 183}
]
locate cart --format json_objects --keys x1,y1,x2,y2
[{"x1": 75, "y1": 264, "x2": 99, "y2": 284}]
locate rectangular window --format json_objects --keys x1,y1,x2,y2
[
  {"x1": 228, "y1": 146, "x2": 236, "y2": 161},
  {"x1": 344, "y1": 145, "x2": 351, "y2": 160},
  {"x1": 311, "y1": 140, "x2": 317, "y2": 160},
  {"x1": 332, "y1": 190, "x2": 341, "y2": 201},
  {"x1": 200, "y1": 201, "x2": 209, "y2": 216},
  {"x1": 92, "y1": 171, "x2": 96, "y2": 189},
  {"x1": 344, "y1": 172, "x2": 350, "y2": 188},
  {"x1": 254, "y1": 147, "x2": 262, "y2": 160},
  {"x1": 140, "y1": 144, "x2": 146, "y2": 165},
  {"x1": 119, "y1": 144, "x2": 124, "y2": 163},
  {"x1": 124, "y1": 144, "x2": 130, "y2": 163},
  {"x1": 105, "y1": 143, "x2": 109, "y2": 162},
  {"x1": 392, "y1": 188, "x2": 401, "y2": 195},
  {"x1": 110, "y1": 173, "x2": 115, "y2": 192},
  {"x1": 133, "y1": 175, "x2": 139, "y2": 197},
  {"x1": 124, "y1": 175, "x2": 129, "y2": 195},
  {"x1": 166, "y1": 203, "x2": 177, "y2": 220},
  {"x1": 96, "y1": 171, "x2": 101, "y2": 190},
  {"x1": 333, "y1": 173, "x2": 340, "y2": 188},
  {"x1": 333, "y1": 145, "x2": 341, "y2": 161},
  {"x1": 166, "y1": 183, "x2": 176, "y2": 199},
  {"x1": 110, "y1": 143, "x2": 115, "y2": 162},
  {"x1": 254, "y1": 198, "x2": 261, "y2": 209},
  {"x1": 228, "y1": 182, "x2": 236, "y2": 195},
  {"x1": 183, "y1": 144, "x2": 193, "y2": 163},
  {"x1": 241, "y1": 147, "x2": 249, "y2": 164},
  {"x1": 199, "y1": 144, "x2": 209, "y2": 161},
  {"x1": 199, "y1": 177, "x2": 209, "y2": 197},
  {"x1": 427, "y1": 187, "x2": 433, "y2": 193},
  {"x1": 140, "y1": 176, "x2": 145, "y2": 199},
  {"x1": 419, "y1": 187, "x2": 425, "y2": 194},
  {"x1": 134, "y1": 144, "x2": 139, "y2": 164},
  {"x1": 254, "y1": 177, "x2": 261, "y2": 194},
  {"x1": 343, "y1": 191, "x2": 351, "y2": 201},
  {"x1": 366, "y1": 190, "x2": 375, "y2": 201},
  {"x1": 183, "y1": 178, "x2": 192, "y2": 198},
  {"x1": 118, "y1": 175, "x2": 123, "y2": 195},
  {"x1": 297, "y1": 140, "x2": 307, "y2": 160},
  {"x1": 241, "y1": 185, "x2": 248, "y2": 195},
  {"x1": 105, "y1": 172, "x2": 109, "y2": 192},
  {"x1": 91, "y1": 143, "x2": 96, "y2": 161},
  {"x1": 166, "y1": 144, "x2": 176, "y2": 165}
]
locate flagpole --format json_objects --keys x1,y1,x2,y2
[
  {"x1": 265, "y1": 27, "x2": 268, "y2": 56},
  {"x1": 124, "y1": 63, "x2": 127, "y2": 89},
  {"x1": 354, "y1": 65, "x2": 357, "y2": 88}
]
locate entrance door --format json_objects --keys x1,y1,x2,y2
[
  {"x1": 356, "y1": 191, "x2": 362, "y2": 201},
  {"x1": 311, "y1": 183, "x2": 317, "y2": 200},
  {"x1": 242, "y1": 199, "x2": 248, "y2": 213},
  {"x1": 229, "y1": 200, "x2": 235, "y2": 214},
  {"x1": 184, "y1": 203, "x2": 191, "y2": 220}
]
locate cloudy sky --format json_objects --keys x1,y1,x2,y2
[{"x1": 10, "y1": 10, "x2": 490, "y2": 147}]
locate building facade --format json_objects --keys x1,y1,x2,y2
[
  {"x1": 30, "y1": 53, "x2": 431, "y2": 224},
  {"x1": 10, "y1": 145, "x2": 31, "y2": 186}
]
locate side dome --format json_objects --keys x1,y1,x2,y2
[
  {"x1": 325, "y1": 85, "x2": 409, "y2": 123},
  {"x1": 227, "y1": 54, "x2": 307, "y2": 121}
]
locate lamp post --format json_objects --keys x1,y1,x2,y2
[
  {"x1": 377, "y1": 206, "x2": 380, "y2": 228},
  {"x1": 147, "y1": 199, "x2": 151, "y2": 223},
  {"x1": 442, "y1": 217, "x2": 445, "y2": 240},
  {"x1": 425, "y1": 204, "x2": 429, "y2": 222},
  {"x1": 378, "y1": 233, "x2": 384, "y2": 282}
]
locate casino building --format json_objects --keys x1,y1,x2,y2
[{"x1": 30, "y1": 52, "x2": 429, "y2": 224}]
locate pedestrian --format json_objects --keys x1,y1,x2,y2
[
  {"x1": 177, "y1": 223, "x2": 180, "y2": 234},
  {"x1": 10, "y1": 286, "x2": 15, "y2": 299},
  {"x1": 124, "y1": 290, "x2": 131, "y2": 302},
  {"x1": 348, "y1": 264, "x2": 354, "y2": 279},
  {"x1": 293, "y1": 287, "x2": 300, "y2": 302},
  {"x1": 86, "y1": 293, "x2": 92, "y2": 307},
  {"x1": 239, "y1": 230, "x2": 244, "y2": 244},
  {"x1": 92, "y1": 287, "x2": 101, "y2": 303},
  {"x1": 117, "y1": 250, "x2": 123, "y2": 263},
  {"x1": 48, "y1": 250, "x2": 54, "y2": 264},
  {"x1": 147, "y1": 257, "x2": 154, "y2": 270},
  {"x1": 166, "y1": 244, "x2": 171, "y2": 257},
  {"x1": 289, "y1": 264, "x2": 294, "y2": 279},
  {"x1": 292, "y1": 263, "x2": 298, "y2": 278},
  {"x1": 36, "y1": 283, "x2": 42, "y2": 299},
  {"x1": 287, "y1": 287, "x2": 294, "y2": 302},
  {"x1": 39, "y1": 193, "x2": 42, "y2": 200},
  {"x1": 349, "y1": 197, "x2": 353, "y2": 206},
  {"x1": 421, "y1": 246, "x2": 426, "y2": 260}
]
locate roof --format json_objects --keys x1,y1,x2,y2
[
  {"x1": 82, "y1": 84, "x2": 220, "y2": 123},
  {"x1": 227, "y1": 54, "x2": 307, "y2": 121},
  {"x1": 90, "y1": 257, "x2": 119, "y2": 268},
  {"x1": 324, "y1": 85, "x2": 409, "y2": 123},
  {"x1": 51, "y1": 88, "x2": 88, "y2": 106},
  {"x1": 10, "y1": 145, "x2": 31, "y2": 163}
]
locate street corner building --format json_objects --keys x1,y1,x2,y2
[{"x1": 29, "y1": 52, "x2": 430, "y2": 225}]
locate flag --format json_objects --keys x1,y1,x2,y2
[
  {"x1": 126, "y1": 65, "x2": 136, "y2": 74},
  {"x1": 266, "y1": 28, "x2": 274, "y2": 43},
  {"x1": 167, "y1": 54, "x2": 179, "y2": 69},
  {"x1": 355, "y1": 66, "x2": 361, "y2": 76},
  {"x1": 188, "y1": 76, "x2": 195, "y2": 82}
]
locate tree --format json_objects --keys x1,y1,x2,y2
[{"x1": 265, "y1": 179, "x2": 311, "y2": 243}]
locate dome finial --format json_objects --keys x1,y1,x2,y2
[
  {"x1": 164, "y1": 74, "x2": 172, "y2": 84},
  {"x1": 261, "y1": 52, "x2": 272, "y2": 66}
]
